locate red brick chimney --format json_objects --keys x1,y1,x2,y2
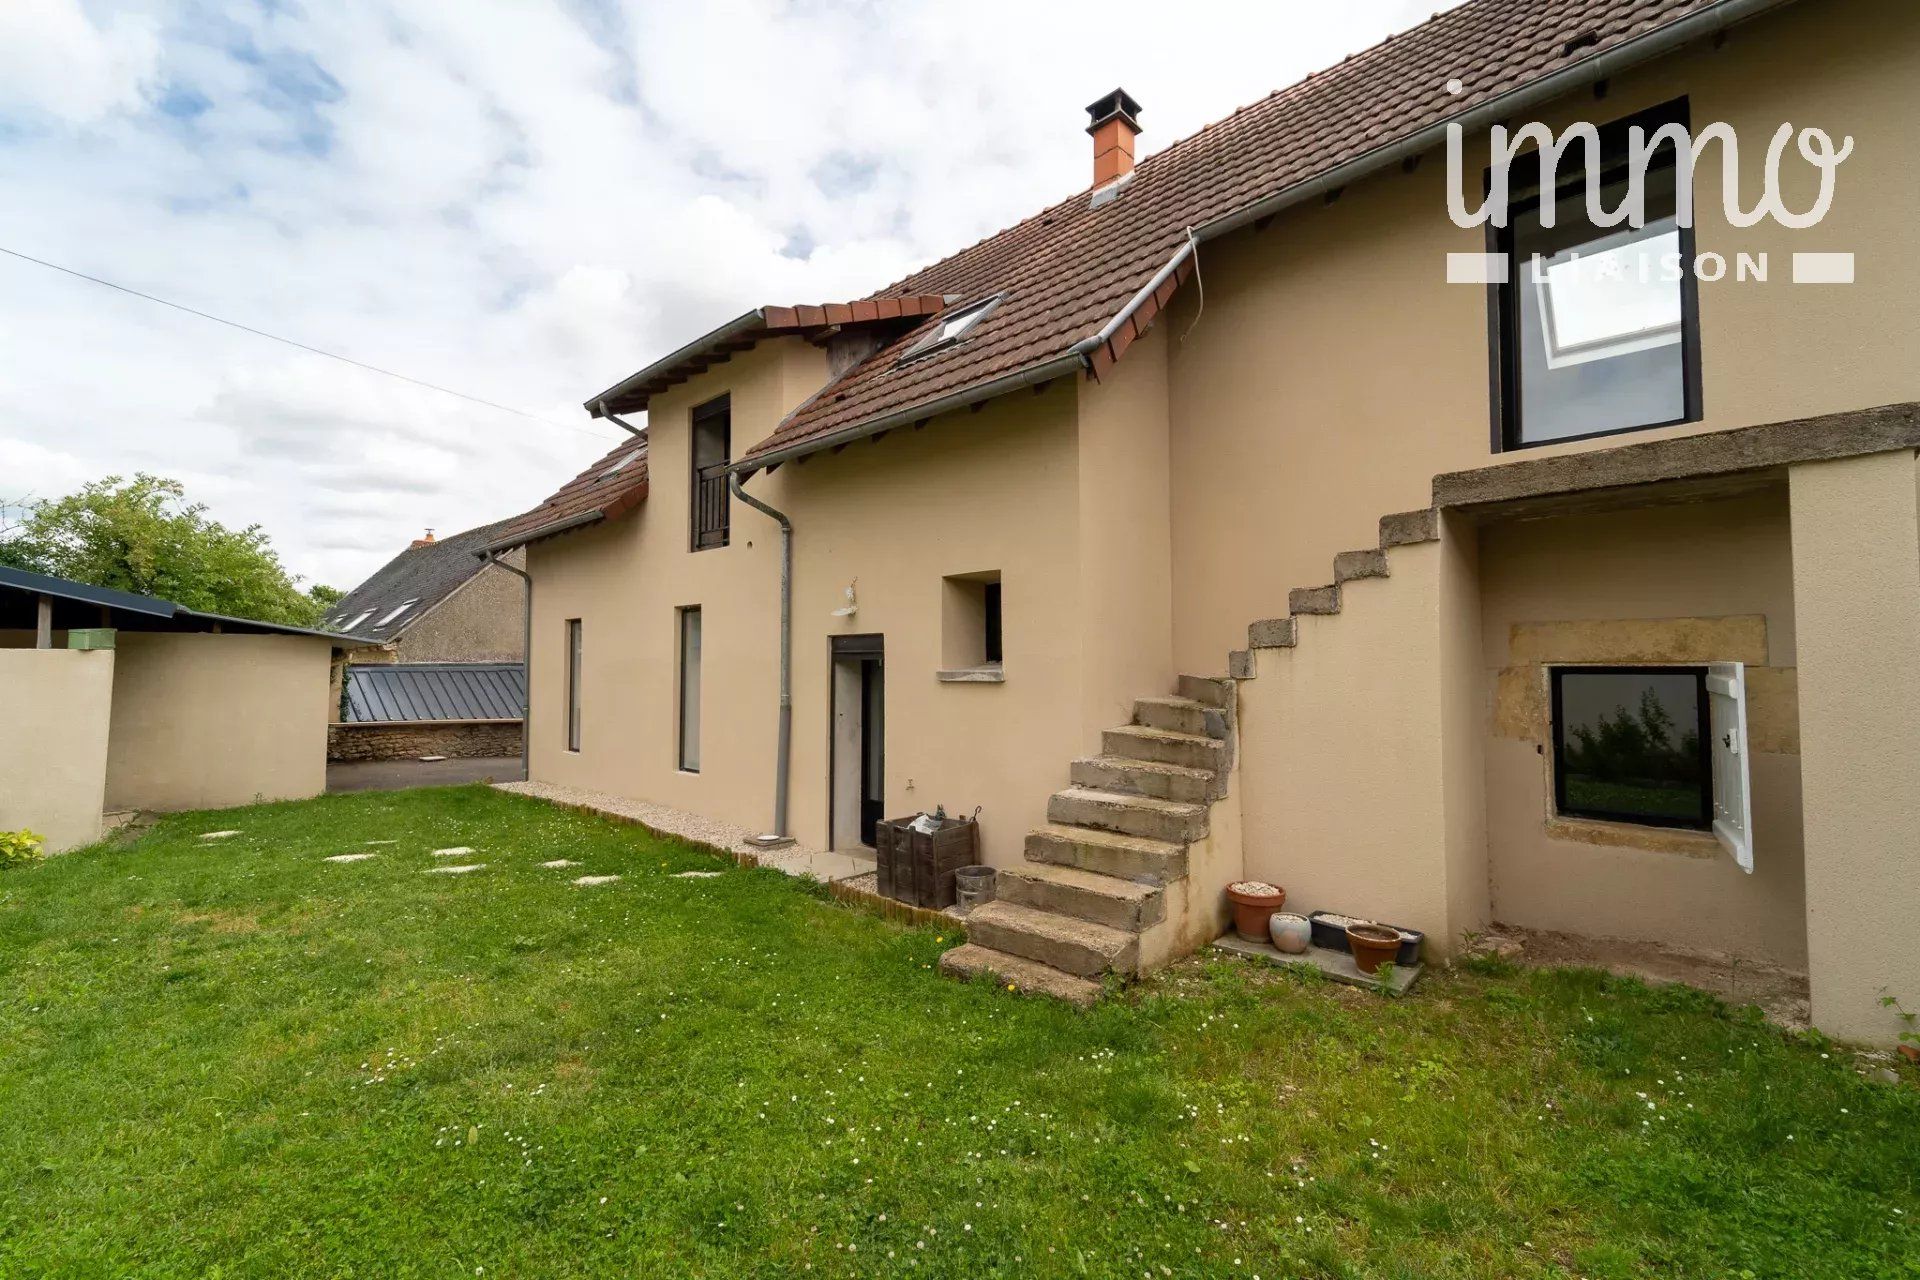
[
  {"x1": 410, "y1": 528, "x2": 436, "y2": 549},
  {"x1": 1086, "y1": 88, "x2": 1143, "y2": 188}
]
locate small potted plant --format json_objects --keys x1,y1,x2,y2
[
  {"x1": 1345, "y1": 921, "x2": 1403, "y2": 974},
  {"x1": 1225, "y1": 881, "x2": 1287, "y2": 942}
]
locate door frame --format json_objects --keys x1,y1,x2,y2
[{"x1": 828, "y1": 633, "x2": 884, "y2": 850}]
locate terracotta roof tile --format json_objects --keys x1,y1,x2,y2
[
  {"x1": 739, "y1": 0, "x2": 1735, "y2": 467},
  {"x1": 485, "y1": 437, "x2": 650, "y2": 551}
]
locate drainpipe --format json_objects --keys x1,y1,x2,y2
[
  {"x1": 729, "y1": 472, "x2": 797, "y2": 849},
  {"x1": 596, "y1": 402, "x2": 646, "y2": 438},
  {"x1": 482, "y1": 550, "x2": 533, "y2": 785}
]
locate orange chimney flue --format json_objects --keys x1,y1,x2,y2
[
  {"x1": 411, "y1": 528, "x2": 436, "y2": 548},
  {"x1": 1086, "y1": 88, "x2": 1143, "y2": 188}
]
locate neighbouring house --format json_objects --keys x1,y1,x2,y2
[
  {"x1": 486, "y1": 0, "x2": 1920, "y2": 1042},
  {"x1": 325, "y1": 519, "x2": 527, "y2": 763},
  {"x1": 0, "y1": 566, "x2": 364, "y2": 851}
]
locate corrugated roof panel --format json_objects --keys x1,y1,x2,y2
[{"x1": 342, "y1": 663, "x2": 526, "y2": 722}]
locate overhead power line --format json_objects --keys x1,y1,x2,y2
[{"x1": 0, "y1": 244, "x2": 620, "y2": 443}]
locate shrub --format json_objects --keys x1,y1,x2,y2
[{"x1": 0, "y1": 829, "x2": 46, "y2": 870}]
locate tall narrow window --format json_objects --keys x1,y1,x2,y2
[
  {"x1": 690, "y1": 395, "x2": 731, "y2": 551},
  {"x1": 677, "y1": 606, "x2": 702, "y2": 772},
  {"x1": 1493, "y1": 98, "x2": 1701, "y2": 449},
  {"x1": 565, "y1": 618, "x2": 583, "y2": 752}
]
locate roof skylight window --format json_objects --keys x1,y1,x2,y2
[
  {"x1": 897, "y1": 295, "x2": 1002, "y2": 364},
  {"x1": 342, "y1": 609, "x2": 376, "y2": 631},
  {"x1": 376, "y1": 599, "x2": 418, "y2": 627}
]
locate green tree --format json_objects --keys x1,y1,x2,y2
[{"x1": 0, "y1": 474, "x2": 337, "y2": 628}]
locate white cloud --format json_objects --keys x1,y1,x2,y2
[
  {"x1": 0, "y1": 0, "x2": 1446, "y2": 590},
  {"x1": 0, "y1": 1, "x2": 161, "y2": 123}
]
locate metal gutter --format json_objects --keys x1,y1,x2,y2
[
  {"x1": 481, "y1": 550, "x2": 534, "y2": 785},
  {"x1": 476, "y1": 509, "x2": 606, "y2": 555},
  {"x1": 584, "y1": 309, "x2": 765, "y2": 415},
  {"x1": 1076, "y1": 0, "x2": 1799, "y2": 360},
  {"x1": 731, "y1": 352, "x2": 1084, "y2": 476},
  {"x1": 728, "y1": 474, "x2": 797, "y2": 849}
]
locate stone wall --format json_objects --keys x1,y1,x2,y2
[{"x1": 327, "y1": 719, "x2": 523, "y2": 762}]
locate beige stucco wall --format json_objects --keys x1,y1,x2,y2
[
  {"x1": 1480, "y1": 491, "x2": 1809, "y2": 967},
  {"x1": 1236, "y1": 523, "x2": 1486, "y2": 954},
  {"x1": 1790, "y1": 451, "x2": 1920, "y2": 1042},
  {"x1": 527, "y1": 337, "x2": 1099, "y2": 867},
  {"x1": 0, "y1": 648, "x2": 114, "y2": 852},
  {"x1": 1163, "y1": 0, "x2": 1920, "y2": 673},
  {"x1": 106, "y1": 633, "x2": 333, "y2": 812}
]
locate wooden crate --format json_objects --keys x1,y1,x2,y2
[{"x1": 875, "y1": 813, "x2": 978, "y2": 909}]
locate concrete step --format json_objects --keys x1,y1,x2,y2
[
  {"x1": 1102, "y1": 724, "x2": 1226, "y2": 772},
  {"x1": 1048, "y1": 786, "x2": 1209, "y2": 843},
  {"x1": 1289, "y1": 584, "x2": 1342, "y2": 615},
  {"x1": 1334, "y1": 548, "x2": 1389, "y2": 582},
  {"x1": 964, "y1": 900, "x2": 1138, "y2": 978},
  {"x1": 998, "y1": 863, "x2": 1165, "y2": 932},
  {"x1": 1379, "y1": 508, "x2": 1439, "y2": 547},
  {"x1": 1247, "y1": 617, "x2": 1296, "y2": 650},
  {"x1": 1176, "y1": 674, "x2": 1234, "y2": 709},
  {"x1": 1132, "y1": 695, "x2": 1225, "y2": 739},
  {"x1": 1025, "y1": 822, "x2": 1189, "y2": 883},
  {"x1": 937, "y1": 942, "x2": 1100, "y2": 1008},
  {"x1": 1070, "y1": 754, "x2": 1214, "y2": 804}
]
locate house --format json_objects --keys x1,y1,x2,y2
[
  {"x1": 0, "y1": 565, "x2": 362, "y2": 851},
  {"x1": 485, "y1": 0, "x2": 1920, "y2": 1042},
  {"x1": 325, "y1": 519, "x2": 528, "y2": 764}
]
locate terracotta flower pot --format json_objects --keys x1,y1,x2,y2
[
  {"x1": 1346, "y1": 922, "x2": 1403, "y2": 974},
  {"x1": 1225, "y1": 881, "x2": 1287, "y2": 942}
]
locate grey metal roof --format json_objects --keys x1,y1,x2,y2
[
  {"x1": 342, "y1": 662, "x2": 526, "y2": 722},
  {"x1": 329, "y1": 517, "x2": 520, "y2": 641},
  {"x1": 0, "y1": 564, "x2": 365, "y2": 641}
]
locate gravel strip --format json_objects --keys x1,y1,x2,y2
[{"x1": 494, "y1": 780, "x2": 824, "y2": 877}]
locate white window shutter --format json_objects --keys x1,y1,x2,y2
[{"x1": 1706, "y1": 662, "x2": 1753, "y2": 873}]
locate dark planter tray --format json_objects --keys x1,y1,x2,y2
[{"x1": 1307, "y1": 910, "x2": 1424, "y2": 966}]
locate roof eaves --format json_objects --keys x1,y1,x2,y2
[
  {"x1": 477, "y1": 508, "x2": 608, "y2": 554},
  {"x1": 585, "y1": 309, "x2": 767, "y2": 416},
  {"x1": 734, "y1": 351, "x2": 1085, "y2": 476}
]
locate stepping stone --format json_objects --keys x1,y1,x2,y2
[
  {"x1": 538, "y1": 859, "x2": 579, "y2": 869},
  {"x1": 673, "y1": 870, "x2": 723, "y2": 879},
  {"x1": 431, "y1": 846, "x2": 476, "y2": 857},
  {"x1": 323, "y1": 853, "x2": 377, "y2": 864},
  {"x1": 427, "y1": 864, "x2": 485, "y2": 875},
  {"x1": 198, "y1": 830, "x2": 241, "y2": 841},
  {"x1": 572, "y1": 875, "x2": 621, "y2": 887}
]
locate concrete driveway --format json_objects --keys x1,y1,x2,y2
[{"x1": 326, "y1": 756, "x2": 525, "y2": 794}]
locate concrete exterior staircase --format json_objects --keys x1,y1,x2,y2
[
  {"x1": 940, "y1": 676, "x2": 1241, "y2": 1007},
  {"x1": 939, "y1": 508, "x2": 1443, "y2": 1007}
]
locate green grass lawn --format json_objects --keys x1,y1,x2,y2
[{"x1": 2, "y1": 787, "x2": 1915, "y2": 1279}]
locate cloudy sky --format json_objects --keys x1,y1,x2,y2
[{"x1": 0, "y1": 0, "x2": 1443, "y2": 591}]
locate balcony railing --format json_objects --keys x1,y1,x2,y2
[{"x1": 692, "y1": 462, "x2": 730, "y2": 550}]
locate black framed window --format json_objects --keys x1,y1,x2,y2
[
  {"x1": 982, "y1": 581, "x2": 1003, "y2": 666},
  {"x1": 1491, "y1": 98, "x2": 1702, "y2": 450},
  {"x1": 677, "y1": 606, "x2": 701, "y2": 772},
  {"x1": 1551, "y1": 666, "x2": 1711, "y2": 829},
  {"x1": 565, "y1": 618, "x2": 583, "y2": 752},
  {"x1": 690, "y1": 395, "x2": 730, "y2": 551}
]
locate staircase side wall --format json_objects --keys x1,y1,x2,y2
[{"x1": 1236, "y1": 532, "x2": 1487, "y2": 955}]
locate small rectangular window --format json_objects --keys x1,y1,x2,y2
[
  {"x1": 677, "y1": 606, "x2": 702, "y2": 772},
  {"x1": 1551, "y1": 666, "x2": 1710, "y2": 829},
  {"x1": 690, "y1": 396, "x2": 731, "y2": 551},
  {"x1": 939, "y1": 571, "x2": 1004, "y2": 680},
  {"x1": 1493, "y1": 99, "x2": 1702, "y2": 449},
  {"x1": 565, "y1": 618, "x2": 583, "y2": 752}
]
